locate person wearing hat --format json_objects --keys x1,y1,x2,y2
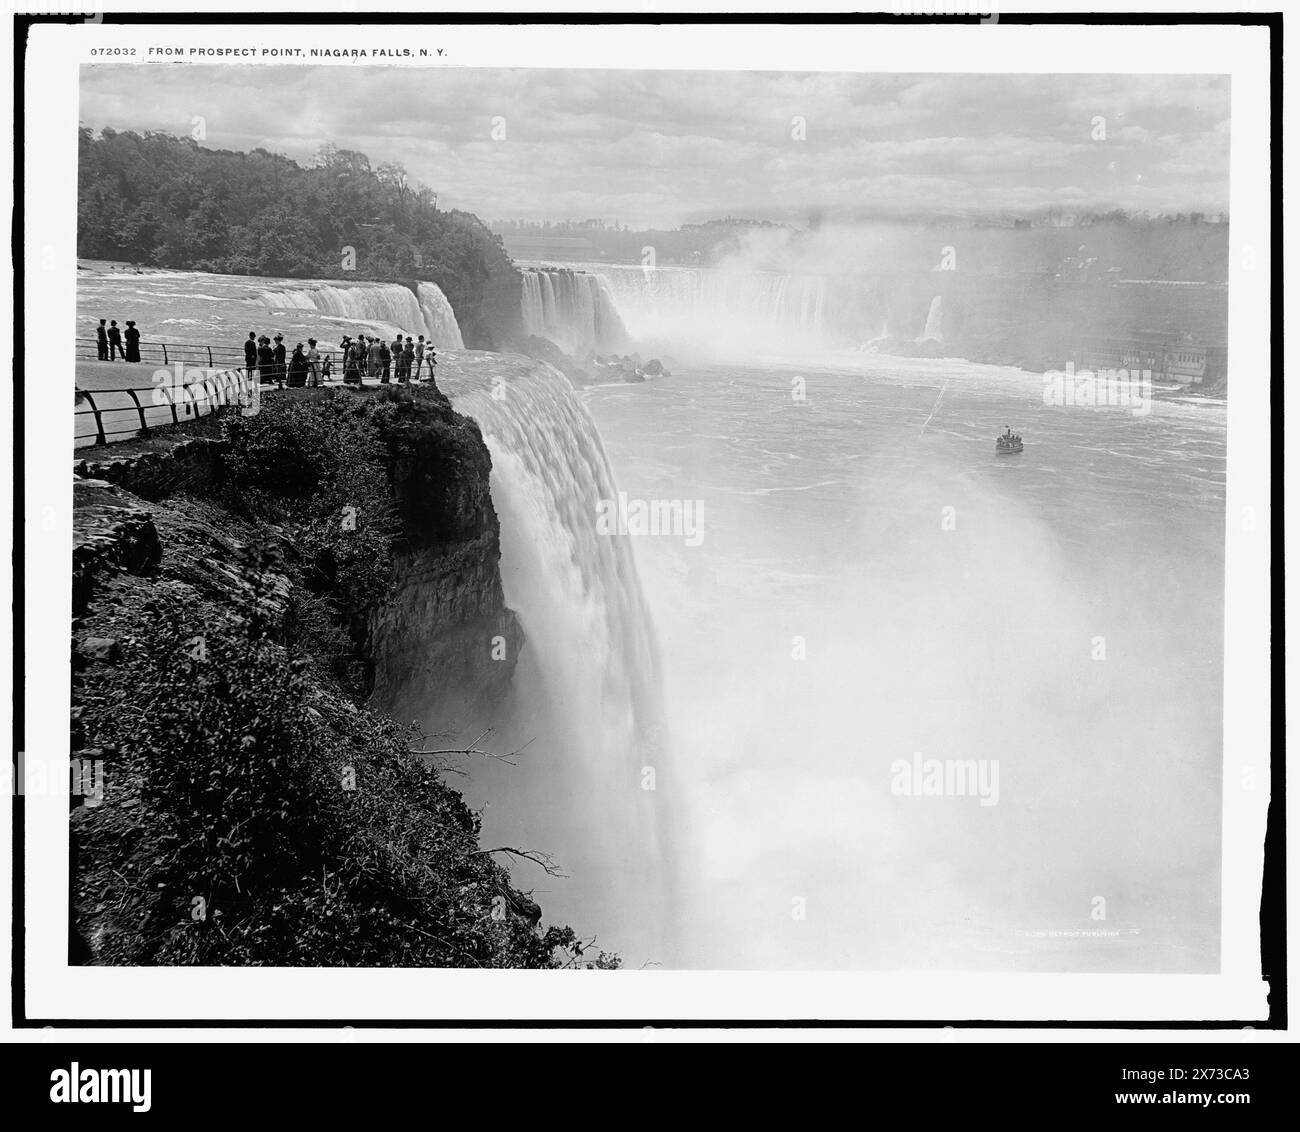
[
  {"x1": 256, "y1": 335, "x2": 276, "y2": 385},
  {"x1": 287, "y1": 342, "x2": 308, "y2": 388},
  {"x1": 244, "y1": 331, "x2": 258, "y2": 380},
  {"x1": 96, "y1": 319, "x2": 109, "y2": 361},
  {"x1": 401, "y1": 337, "x2": 415, "y2": 384},
  {"x1": 106, "y1": 319, "x2": 123, "y2": 360},
  {"x1": 367, "y1": 335, "x2": 383, "y2": 381},
  {"x1": 340, "y1": 336, "x2": 356, "y2": 384},
  {"x1": 272, "y1": 334, "x2": 287, "y2": 387},
  {"x1": 123, "y1": 320, "x2": 141, "y2": 363},
  {"x1": 306, "y1": 338, "x2": 321, "y2": 388},
  {"x1": 349, "y1": 336, "x2": 366, "y2": 385}
]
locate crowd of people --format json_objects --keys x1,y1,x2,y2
[
  {"x1": 90, "y1": 317, "x2": 441, "y2": 391},
  {"x1": 95, "y1": 318, "x2": 141, "y2": 362},
  {"x1": 244, "y1": 331, "x2": 438, "y2": 389}
]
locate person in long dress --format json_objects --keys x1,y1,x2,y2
[
  {"x1": 257, "y1": 336, "x2": 276, "y2": 384},
  {"x1": 123, "y1": 321, "x2": 141, "y2": 363},
  {"x1": 287, "y1": 343, "x2": 308, "y2": 388}
]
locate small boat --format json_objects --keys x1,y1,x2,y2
[{"x1": 995, "y1": 434, "x2": 1024, "y2": 455}]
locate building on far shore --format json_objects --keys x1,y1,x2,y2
[
  {"x1": 1078, "y1": 331, "x2": 1227, "y2": 386},
  {"x1": 502, "y1": 235, "x2": 604, "y2": 263}
]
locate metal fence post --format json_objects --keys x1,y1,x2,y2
[
  {"x1": 81, "y1": 392, "x2": 106, "y2": 446},
  {"x1": 124, "y1": 388, "x2": 148, "y2": 436}
]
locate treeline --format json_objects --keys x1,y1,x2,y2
[
  {"x1": 76, "y1": 129, "x2": 522, "y2": 347},
  {"x1": 491, "y1": 216, "x2": 797, "y2": 265}
]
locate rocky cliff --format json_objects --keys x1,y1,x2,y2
[
  {"x1": 66, "y1": 387, "x2": 609, "y2": 969},
  {"x1": 363, "y1": 391, "x2": 524, "y2": 728}
]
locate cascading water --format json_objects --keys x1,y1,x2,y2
[
  {"x1": 259, "y1": 280, "x2": 464, "y2": 347},
  {"x1": 917, "y1": 294, "x2": 944, "y2": 343},
  {"x1": 416, "y1": 283, "x2": 466, "y2": 349},
  {"x1": 438, "y1": 350, "x2": 679, "y2": 963},
  {"x1": 593, "y1": 263, "x2": 828, "y2": 356},
  {"x1": 520, "y1": 268, "x2": 630, "y2": 355}
]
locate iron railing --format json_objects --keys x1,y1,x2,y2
[
  {"x1": 76, "y1": 336, "x2": 250, "y2": 368},
  {"x1": 75, "y1": 366, "x2": 260, "y2": 447}
]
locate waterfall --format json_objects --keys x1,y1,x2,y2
[
  {"x1": 258, "y1": 280, "x2": 464, "y2": 347},
  {"x1": 416, "y1": 283, "x2": 465, "y2": 349},
  {"x1": 518, "y1": 268, "x2": 630, "y2": 355},
  {"x1": 439, "y1": 350, "x2": 678, "y2": 962},
  {"x1": 917, "y1": 294, "x2": 944, "y2": 343},
  {"x1": 592, "y1": 263, "x2": 827, "y2": 356}
]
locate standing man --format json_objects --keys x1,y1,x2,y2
[
  {"x1": 414, "y1": 335, "x2": 426, "y2": 380},
  {"x1": 379, "y1": 338, "x2": 391, "y2": 383},
  {"x1": 96, "y1": 319, "x2": 109, "y2": 360},
  {"x1": 367, "y1": 335, "x2": 383, "y2": 381},
  {"x1": 107, "y1": 319, "x2": 123, "y2": 360},
  {"x1": 244, "y1": 332, "x2": 258, "y2": 381},
  {"x1": 401, "y1": 337, "x2": 415, "y2": 384}
]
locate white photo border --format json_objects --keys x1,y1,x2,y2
[{"x1": 14, "y1": 12, "x2": 1275, "y2": 1025}]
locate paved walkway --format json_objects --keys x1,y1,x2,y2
[{"x1": 75, "y1": 357, "x2": 440, "y2": 447}]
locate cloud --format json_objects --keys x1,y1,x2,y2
[{"x1": 79, "y1": 66, "x2": 1230, "y2": 226}]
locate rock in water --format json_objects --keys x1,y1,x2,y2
[{"x1": 77, "y1": 637, "x2": 122, "y2": 664}]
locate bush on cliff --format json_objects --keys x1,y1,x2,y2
[
  {"x1": 218, "y1": 391, "x2": 401, "y2": 679},
  {"x1": 76, "y1": 559, "x2": 598, "y2": 966},
  {"x1": 73, "y1": 530, "x2": 618, "y2": 969}
]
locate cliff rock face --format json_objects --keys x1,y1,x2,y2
[{"x1": 365, "y1": 394, "x2": 524, "y2": 731}]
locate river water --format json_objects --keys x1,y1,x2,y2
[{"x1": 578, "y1": 354, "x2": 1224, "y2": 970}]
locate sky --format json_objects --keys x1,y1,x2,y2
[{"x1": 79, "y1": 66, "x2": 1230, "y2": 229}]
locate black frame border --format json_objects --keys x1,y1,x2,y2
[{"x1": 11, "y1": 7, "x2": 1285, "y2": 1032}]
